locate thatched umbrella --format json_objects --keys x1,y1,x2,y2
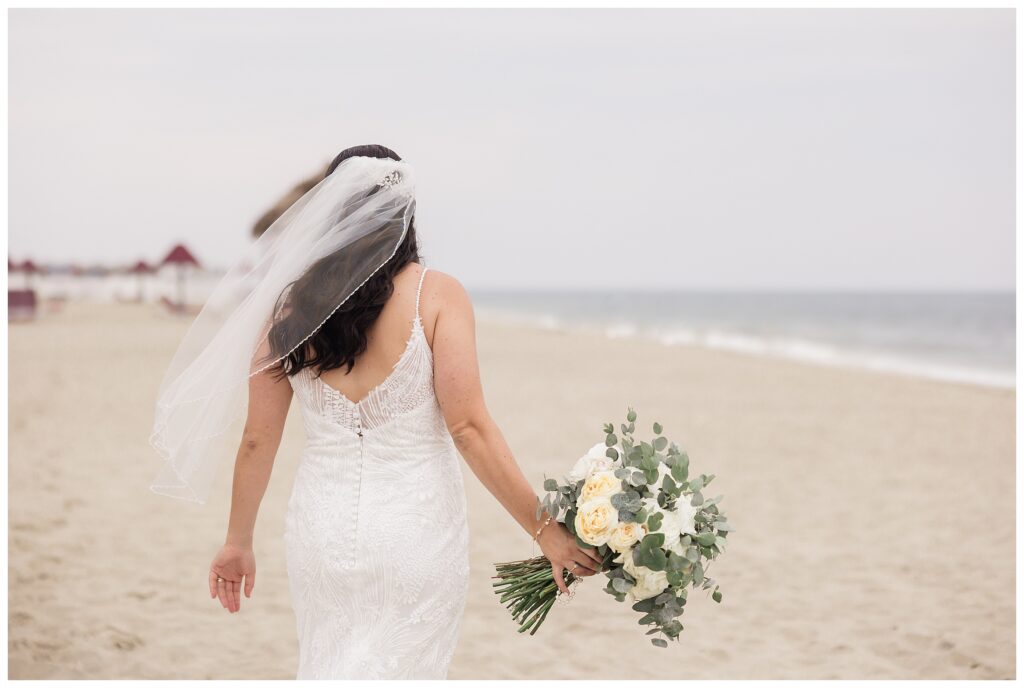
[
  {"x1": 251, "y1": 173, "x2": 323, "y2": 238},
  {"x1": 129, "y1": 259, "x2": 154, "y2": 302},
  {"x1": 160, "y1": 244, "x2": 200, "y2": 309}
]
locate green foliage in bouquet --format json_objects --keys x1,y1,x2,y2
[{"x1": 492, "y1": 407, "x2": 732, "y2": 647}]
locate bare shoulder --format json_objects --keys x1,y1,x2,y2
[
  {"x1": 420, "y1": 268, "x2": 473, "y2": 343},
  {"x1": 424, "y1": 268, "x2": 470, "y2": 304}
]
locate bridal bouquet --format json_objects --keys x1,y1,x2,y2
[{"x1": 492, "y1": 408, "x2": 731, "y2": 647}]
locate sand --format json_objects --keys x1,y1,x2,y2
[{"x1": 8, "y1": 302, "x2": 1015, "y2": 679}]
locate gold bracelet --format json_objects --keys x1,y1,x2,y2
[{"x1": 533, "y1": 513, "x2": 553, "y2": 542}]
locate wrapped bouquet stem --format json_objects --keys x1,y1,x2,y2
[{"x1": 491, "y1": 407, "x2": 732, "y2": 646}]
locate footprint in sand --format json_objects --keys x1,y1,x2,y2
[{"x1": 105, "y1": 625, "x2": 145, "y2": 652}]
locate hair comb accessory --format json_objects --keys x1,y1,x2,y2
[{"x1": 377, "y1": 169, "x2": 403, "y2": 189}]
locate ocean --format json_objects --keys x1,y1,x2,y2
[{"x1": 469, "y1": 290, "x2": 1016, "y2": 389}]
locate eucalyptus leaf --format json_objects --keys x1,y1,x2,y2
[
  {"x1": 641, "y1": 532, "x2": 666, "y2": 550},
  {"x1": 653, "y1": 422, "x2": 663, "y2": 434},
  {"x1": 647, "y1": 513, "x2": 664, "y2": 534},
  {"x1": 662, "y1": 475, "x2": 678, "y2": 494},
  {"x1": 651, "y1": 638, "x2": 668, "y2": 648},
  {"x1": 655, "y1": 591, "x2": 675, "y2": 605},
  {"x1": 696, "y1": 532, "x2": 716, "y2": 546},
  {"x1": 653, "y1": 436, "x2": 668, "y2": 451},
  {"x1": 645, "y1": 548, "x2": 667, "y2": 572},
  {"x1": 611, "y1": 577, "x2": 632, "y2": 593},
  {"x1": 564, "y1": 513, "x2": 577, "y2": 535},
  {"x1": 632, "y1": 598, "x2": 656, "y2": 613}
]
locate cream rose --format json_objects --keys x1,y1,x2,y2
[
  {"x1": 574, "y1": 497, "x2": 619, "y2": 546},
  {"x1": 568, "y1": 443, "x2": 620, "y2": 483},
  {"x1": 579, "y1": 470, "x2": 621, "y2": 503},
  {"x1": 607, "y1": 520, "x2": 647, "y2": 554},
  {"x1": 615, "y1": 551, "x2": 670, "y2": 601}
]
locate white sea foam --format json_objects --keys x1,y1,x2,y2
[
  {"x1": 605, "y1": 322, "x2": 639, "y2": 339},
  {"x1": 685, "y1": 330, "x2": 1016, "y2": 389},
  {"x1": 478, "y1": 309, "x2": 1015, "y2": 390}
]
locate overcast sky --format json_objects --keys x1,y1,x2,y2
[{"x1": 8, "y1": 9, "x2": 1014, "y2": 290}]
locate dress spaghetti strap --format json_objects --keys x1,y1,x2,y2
[{"x1": 415, "y1": 266, "x2": 429, "y2": 322}]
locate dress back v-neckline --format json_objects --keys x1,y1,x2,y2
[
  {"x1": 313, "y1": 316, "x2": 426, "y2": 408},
  {"x1": 302, "y1": 264, "x2": 431, "y2": 415}
]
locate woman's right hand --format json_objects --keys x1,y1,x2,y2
[
  {"x1": 208, "y1": 544, "x2": 256, "y2": 613},
  {"x1": 536, "y1": 521, "x2": 604, "y2": 594}
]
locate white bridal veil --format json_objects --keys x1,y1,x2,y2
[{"x1": 150, "y1": 156, "x2": 416, "y2": 504}]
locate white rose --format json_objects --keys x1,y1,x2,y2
[
  {"x1": 607, "y1": 520, "x2": 647, "y2": 554},
  {"x1": 579, "y1": 470, "x2": 621, "y2": 504},
  {"x1": 641, "y1": 497, "x2": 696, "y2": 556},
  {"x1": 574, "y1": 496, "x2": 619, "y2": 546},
  {"x1": 674, "y1": 497, "x2": 699, "y2": 537},
  {"x1": 615, "y1": 551, "x2": 670, "y2": 601},
  {"x1": 568, "y1": 443, "x2": 620, "y2": 483}
]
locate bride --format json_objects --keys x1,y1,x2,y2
[{"x1": 150, "y1": 145, "x2": 602, "y2": 679}]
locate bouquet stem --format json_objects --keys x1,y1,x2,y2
[{"x1": 492, "y1": 556, "x2": 577, "y2": 635}]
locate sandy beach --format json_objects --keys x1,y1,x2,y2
[{"x1": 8, "y1": 301, "x2": 1015, "y2": 679}]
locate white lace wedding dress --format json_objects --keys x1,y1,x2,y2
[{"x1": 283, "y1": 267, "x2": 471, "y2": 679}]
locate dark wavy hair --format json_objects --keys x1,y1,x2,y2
[{"x1": 267, "y1": 144, "x2": 419, "y2": 379}]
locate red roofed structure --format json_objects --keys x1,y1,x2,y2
[
  {"x1": 160, "y1": 244, "x2": 201, "y2": 311},
  {"x1": 161, "y1": 244, "x2": 200, "y2": 268},
  {"x1": 129, "y1": 260, "x2": 155, "y2": 302}
]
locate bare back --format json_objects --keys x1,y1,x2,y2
[{"x1": 318, "y1": 262, "x2": 436, "y2": 404}]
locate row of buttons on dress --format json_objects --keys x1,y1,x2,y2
[{"x1": 348, "y1": 413, "x2": 364, "y2": 570}]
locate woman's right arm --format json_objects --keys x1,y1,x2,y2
[{"x1": 428, "y1": 272, "x2": 603, "y2": 592}]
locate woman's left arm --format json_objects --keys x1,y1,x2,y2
[{"x1": 210, "y1": 369, "x2": 292, "y2": 613}]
